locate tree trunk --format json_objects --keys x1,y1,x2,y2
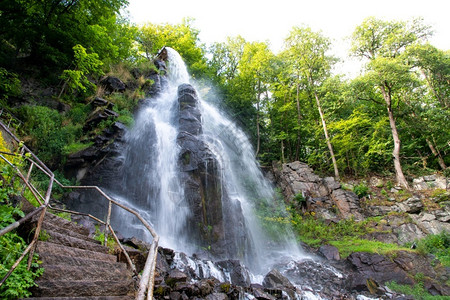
[
  {"x1": 426, "y1": 138, "x2": 447, "y2": 170},
  {"x1": 295, "y1": 80, "x2": 301, "y2": 161},
  {"x1": 314, "y1": 91, "x2": 339, "y2": 180},
  {"x1": 380, "y1": 85, "x2": 410, "y2": 189},
  {"x1": 255, "y1": 80, "x2": 261, "y2": 157}
]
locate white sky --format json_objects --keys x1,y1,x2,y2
[{"x1": 127, "y1": 0, "x2": 450, "y2": 77}]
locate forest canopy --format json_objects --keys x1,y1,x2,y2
[{"x1": 0, "y1": 1, "x2": 448, "y2": 182}]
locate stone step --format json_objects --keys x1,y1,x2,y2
[
  {"x1": 41, "y1": 220, "x2": 99, "y2": 244},
  {"x1": 31, "y1": 280, "x2": 135, "y2": 297},
  {"x1": 34, "y1": 213, "x2": 91, "y2": 236},
  {"x1": 38, "y1": 264, "x2": 131, "y2": 282},
  {"x1": 38, "y1": 253, "x2": 121, "y2": 269},
  {"x1": 36, "y1": 242, "x2": 116, "y2": 263},
  {"x1": 43, "y1": 229, "x2": 108, "y2": 253},
  {"x1": 24, "y1": 297, "x2": 134, "y2": 300}
]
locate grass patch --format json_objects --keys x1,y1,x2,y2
[
  {"x1": 387, "y1": 281, "x2": 449, "y2": 300},
  {"x1": 329, "y1": 238, "x2": 410, "y2": 258},
  {"x1": 63, "y1": 141, "x2": 94, "y2": 155}
]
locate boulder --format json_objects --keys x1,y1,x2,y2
[
  {"x1": 393, "y1": 223, "x2": 426, "y2": 245},
  {"x1": 318, "y1": 245, "x2": 340, "y2": 261},
  {"x1": 100, "y1": 76, "x2": 126, "y2": 93},
  {"x1": 347, "y1": 252, "x2": 414, "y2": 291},
  {"x1": 394, "y1": 196, "x2": 423, "y2": 214},
  {"x1": 166, "y1": 270, "x2": 188, "y2": 287},
  {"x1": 216, "y1": 260, "x2": 251, "y2": 287},
  {"x1": 330, "y1": 189, "x2": 363, "y2": 220},
  {"x1": 205, "y1": 293, "x2": 228, "y2": 300},
  {"x1": 262, "y1": 269, "x2": 294, "y2": 289}
]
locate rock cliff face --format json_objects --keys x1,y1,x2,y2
[
  {"x1": 176, "y1": 84, "x2": 251, "y2": 260},
  {"x1": 272, "y1": 161, "x2": 363, "y2": 220},
  {"x1": 271, "y1": 160, "x2": 450, "y2": 245}
]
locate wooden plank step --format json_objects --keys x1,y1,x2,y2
[
  {"x1": 36, "y1": 242, "x2": 116, "y2": 263},
  {"x1": 43, "y1": 229, "x2": 108, "y2": 253},
  {"x1": 30, "y1": 280, "x2": 135, "y2": 297}
]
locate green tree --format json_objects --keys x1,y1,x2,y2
[
  {"x1": 282, "y1": 26, "x2": 340, "y2": 179},
  {"x1": 350, "y1": 17, "x2": 432, "y2": 188},
  {"x1": 136, "y1": 18, "x2": 208, "y2": 79},
  {"x1": 0, "y1": 0, "x2": 131, "y2": 71},
  {"x1": 59, "y1": 44, "x2": 104, "y2": 96},
  {"x1": 237, "y1": 42, "x2": 274, "y2": 156}
]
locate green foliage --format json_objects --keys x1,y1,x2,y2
[
  {"x1": 63, "y1": 142, "x2": 94, "y2": 156},
  {"x1": 93, "y1": 226, "x2": 117, "y2": 253},
  {"x1": 137, "y1": 18, "x2": 209, "y2": 78},
  {"x1": 415, "y1": 231, "x2": 450, "y2": 267},
  {"x1": 15, "y1": 106, "x2": 82, "y2": 166},
  {"x1": 0, "y1": 68, "x2": 21, "y2": 101},
  {"x1": 0, "y1": 171, "x2": 43, "y2": 299},
  {"x1": 353, "y1": 181, "x2": 369, "y2": 198},
  {"x1": 294, "y1": 193, "x2": 306, "y2": 205},
  {"x1": 329, "y1": 239, "x2": 406, "y2": 259},
  {"x1": 60, "y1": 45, "x2": 104, "y2": 96},
  {"x1": 0, "y1": 0, "x2": 132, "y2": 72},
  {"x1": 387, "y1": 281, "x2": 448, "y2": 300},
  {"x1": 290, "y1": 212, "x2": 409, "y2": 257}
]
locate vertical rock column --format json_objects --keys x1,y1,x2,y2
[{"x1": 176, "y1": 84, "x2": 248, "y2": 259}]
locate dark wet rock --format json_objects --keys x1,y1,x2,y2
[
  {"x1": 84, "y1": 107, "x2": 119, "y2": 130},
  {"x1": 318, "y1": 245, "x2": 340, "y2": 261},
  {"x1": 216, "y1": 260, "x2": 251, "y2": 287},
  {"x1": 197, "y1": 279, "x2": 214, "y2": 296},
  {"x1": 177, "y1": 84, "x2": 251, "y2": 260},
  {"x1": 262, "y1": 269, "x2": 294, "y2": 289},
  {"x1": 205, "y1": 293, "x2": 228, "y2": 300},
  {"x1": 166, "y1": 270, "x2": 188, "y2": 287},
  {"x1": 122, "y1": 236, "x2": 151, "y2": 251},
  {"x1": 281, "y1": 259, "x2": 347, "y2": 296},
  {"x1": 347, "y1": 252, "x2": 414, "y2": 291},
  {"x1": 100, "y1": 76, "x2": 126, "y2": 93},
  {"x1": 174, "y1": 282, "x2": 200, "y2": 296},
  {"x1": 91, "y1": 96, "x2": 114, "y2": 109},
  {"x1": 251, "y1": 284, "x2": 277, "y2": 300}
]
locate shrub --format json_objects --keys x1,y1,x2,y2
[
  {"x1": 415, "y1": 231, "x2": 450, "y2": 267},
  {"x1": 15, "y1": 106, "x2": 82, "y2": 165},
  {"x1": 0, "y1": 166, "x2": 44, "y2": 299},
  {"x1": 353, "y1": 181, "x2": 369, "y2": 198},
  {"x1": 0, "y1": 68, "x2": 21, "y2": 101}
]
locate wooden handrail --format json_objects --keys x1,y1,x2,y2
[{"x1": 0, "y1": 120, "x2": 159, "y2": 299}]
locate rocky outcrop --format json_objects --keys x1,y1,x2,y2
[
  {"x1": 272, "y1": 161, "x2": 363, "y2": 220},
  {"x1": 100, "y1": 76, "x2": 126, "y2": 94},
  {"x1": 413, "y1": 175, "x2": 449, "y2": 190},
  {"x1": 176, "y1": 84, "x2": 251, "y2": 260}
]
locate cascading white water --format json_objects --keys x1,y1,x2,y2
[
  {"x1": 112, "y1": 48, "x2": 192, "y2": 251},
  {"x1": 112, "y1": 47, "x2": 304, "y2": 272}
]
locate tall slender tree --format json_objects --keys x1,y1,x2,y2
[
  {"x1": 350, "y1": 17, "x2": 432, "y2": 189},
  {"x1": 283, "y1": 26, "x2": 340, "y2": 179}
]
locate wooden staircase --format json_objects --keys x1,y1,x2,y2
[{"x1": 24, "y1": 212, "x2": 136, "y2": 299}]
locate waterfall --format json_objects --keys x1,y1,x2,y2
[{"x1": 110, "y1": 47, "x2": 304, "y2": 273}]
